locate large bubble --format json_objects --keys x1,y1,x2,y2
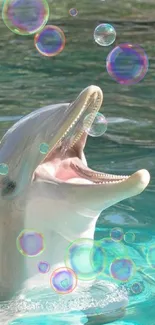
[
  {"x1": 98, "y1": 237, "x2": 128, "y2": 278},
  {"x1": 50, "y1": 267, "x2": 77, "y2": 294},
  {"x1": 106, "y1": 43, "x2": 149, "y2": 85},
  {"x1": 2, "y1": 0, "x2": 49, "y2": 35},
  {"x1": 16, "y1": 229, "x2": 45, "y2": 257},
  {"x1": 34, "y1": 25, "x2": 66, "y2": 57},
  {"x1": 65, "y1": 238, "x2": 106, "y2": 281},
  {"x1": 110, "y1": 258, "x2": 136, "y2": 282}
]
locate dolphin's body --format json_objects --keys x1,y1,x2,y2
[{"x1": 0, "y1": 86, "x2": 150, "y2": 324}]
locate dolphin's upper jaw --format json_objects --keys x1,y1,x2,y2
[{"x1": 34, "y1": 85, "x2": 150, "y2": 209}]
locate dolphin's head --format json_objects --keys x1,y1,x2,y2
[{"x1": 0, "y1": 85, "x2": 150, "y2": 211}]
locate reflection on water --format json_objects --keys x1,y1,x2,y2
[{"x1": 0, "y1": 0, "x2": 155, "y2": 324}]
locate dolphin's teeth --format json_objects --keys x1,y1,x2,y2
[
  {"x1": 96, "y1": 179, "x2": 126, "y2": 184},
  {"x1": 64, "y1": 93, "x2": 102, "y2": 149},
  {"x1": 47, "y1": 89, "x2": 103, "y2": 161},
  {"x1": 70, "y1": 162, "x2": 129, "y2": 184}
]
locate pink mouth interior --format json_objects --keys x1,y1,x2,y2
[{"x1": 33, "y1": 133, "x2": 128, "y2": 185}]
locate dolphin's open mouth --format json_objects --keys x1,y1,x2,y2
[{"x1": 34, "y1": 86, "x2": 150, "y2": 193}]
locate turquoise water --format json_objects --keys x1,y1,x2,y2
[{"x1": 0, "y1": 0, "x2": 155, "y2": 324}]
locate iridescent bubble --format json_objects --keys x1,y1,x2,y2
[
  {"x1": 38, "y1": 261, "x2": 50, "y2": 273},
  {"x1": 124, "y1": 231, "x2": 136, "y2": 244},
  {"x1": 110, "y1": 227, "x2": 124, "y2": 242},
  {"x1": 130, "y1": 281, "x2": 144, "y2": 295},
  {"x1": 147, "y1": 245, "x2": 155, "y2": 268},
  {"x1": 39, "y1": 143, "x2": 49, "y2": 154},
  {"x1": 16, "y1": 229, "x2": 45, "y2": 257},
  {"x1": 110, "y1": 258, "x2": 136, "y2": 282},
  {"x1": 83, "y1": 112, "x2": 108, "y2": 137},
  {"x1": 65, "y1": 238, "x2": 106, "y2": 281},
  {"x1": 69, "y1": 8, "x2": 78, "y2": 17},
  {"x1": 50, "y1": 267, "x2": 77, "y2": 294},
  {"x1": 99, "y1": 237, "x2": 127, "y2": 278},
  {"x1": 0, "y1": 163, "x2": 9, "y2": 175},
  {"x1": 2, "y1": 0, "x2": 49, "y2": 35},
  {"x1": 106, "y1": 43, "x2": 149, "y2": 85},
  {"x1": 94, "y1": 23, "x2": 116, "y2": 46},
  {"x1": 34, "y1": 25, "x2": 66, "y2": 57}
]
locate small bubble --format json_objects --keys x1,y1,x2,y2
[
  {"x1": 83, "y1": 112, "x2": 108, "y2": 137},
  {"x1": 110, "y1": 227, "x2": 124, "y2": 242},
  {"x1": 38, "y1": 261, "x2": 50, "y2": 273},
  {"x1": 0, "y1": 163, "x2": 9, "y2": 175},
  {"x1": 124, "y1": 231, "x2": 136, "y2": 244},
  {"x1": 69, "y1": 8, "x2": 78, "y2": 17},
  {"x1": 94, "y1": 23, "x2": 116, "y2": 46},
  {"x1": 130, "y1": 281, "x2": 144, "y2": 295},
  {"x1": 39, "y1": 143, "x2": 49, "y2": 154}
]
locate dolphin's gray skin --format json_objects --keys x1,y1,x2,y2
[{"x1": 0, "y1": 86, "x2": 150, "y2": 323}]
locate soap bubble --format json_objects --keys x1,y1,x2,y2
[
  {"x1": 110, "y1": 227, "x2": 124, "y2": 242},
  {"x1": 83, "y1": 112, "x2": 108, "y2": 137},
  {"x1": 16, "y1": 229, "x2": 45, "y2": 257},
  {"x1": 0, "y1": 163, "x2": 9, "y2": 175},
  {"x1": 69, "y1": 8, "x2": 78, "y2": 17},
  {"x1": 147, "y1": 245, "x2": 155, "y2": 268},
  {"x1": 124, "y1": 231, "x2": 136, "y2": 244},
  {"x1": 94, "y1": 23, "x2": 116, "y2": 46},
  {"x1": 130, "y1": 281, "x2": 144, "y2": 295},
  {"x1": 2, "y1": 0, "x2": 49, "y2": 35},
  {"x1": 38, "y1": 261, "x2": 50, "y2": 273},
  {"x1": 50, "y1": 267, "x2": 77, "y2": 294},
  {"x1": 65, "y1": 238, "x2": 106, "y2": 281},
  {"x1": 34, "y1": 25, "x2": 66, "y2": 57},
  {"x1": 106, "y1": 43, "x2": 149, "y2": 85},
  {"x1": 39, "y1": 143, "x2": 49, "y2": 154},
  {"x1": 110, "y1": 258, "x2": 136, "y2": 282},
  {"x1": 99, "y1": 238, "x2": 128, "y2": 278}
]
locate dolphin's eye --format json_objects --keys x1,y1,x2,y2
[{"x1": 2, "y1": 178, "x2": 16, "y2": 195}]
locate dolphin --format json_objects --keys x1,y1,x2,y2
[{"x1": 0, "y1": 85, "x2": 150, "y2": 323}]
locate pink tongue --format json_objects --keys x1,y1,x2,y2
[
  {"x1": 34, "y1": 161, "x2": 83, "y2": 182},
  {"x1": 55, "y1": 165, "x2": 79, "y2": 181}
]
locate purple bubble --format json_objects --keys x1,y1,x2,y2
[
  {"x1": 38, "y1": 261, "x2": 50, "y2": 273},
  {"x1": 69, "y1": 8, "x2": 78, "y2": 17},
  {"x1": 106, "y1": 43, "x2": 149, "y2": 85},
  {"x1": 34, "y1": 25, "x2": 66, "y2": 57},
  {"x1": 110, "y1": 258, "x2": 135, "y2": 282},
  {"x1": 2, "y1": 0, "x2": 49, "y2": 35},
  {"x1": 50, "y1": 267, "x2": 77, "y2": 294},
  {"x1": 16, "y1": 229, "x2": 45, "y2": 256}
]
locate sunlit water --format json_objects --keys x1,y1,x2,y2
[{"x1": 0, "y1": 0, "x2": 155, "y2": 324}]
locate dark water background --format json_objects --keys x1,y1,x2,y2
[{"x1": 0, "y1": 0, "x2": 155, "y2": 324}]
